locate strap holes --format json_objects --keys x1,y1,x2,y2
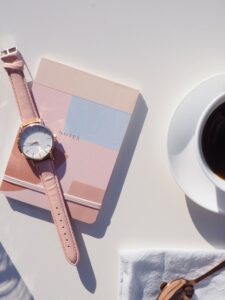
[
  {"x1": 67, "y1": 245, "x2": 70, "y2": 248},
  {"x1": 64, "y1": 233, "x2": 66, "y2": 235}
]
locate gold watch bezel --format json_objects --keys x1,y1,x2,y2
[{"x1": 17, "y1": 121, "x2": 56, "y2": 161}]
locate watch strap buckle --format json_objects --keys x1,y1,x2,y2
[{"x1": 0, "y1": 47, "x2": 17, "y2": 58}]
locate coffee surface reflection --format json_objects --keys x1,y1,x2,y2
[{"x1": 202, "y1": 102, "x2": 225, "y2": 180}]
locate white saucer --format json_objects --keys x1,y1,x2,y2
[{"x1": 167, "y1": 73, "x2": 225, "y2": 214}]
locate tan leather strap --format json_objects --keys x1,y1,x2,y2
[{"x1": 35, "y1": 159, "x2": 79, "y2": 265}]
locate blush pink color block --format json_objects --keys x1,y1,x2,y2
[
  {"x1": 59, "y1": 136, "x2": 118, "y2": 191},
  {"x1": 32, "y1": 83, "x2": 71, "y2": 133},
  {"x1": 36, "y1": 58, "x2": 139, "y2": 113}
]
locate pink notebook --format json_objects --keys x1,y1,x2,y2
[{"x1": 0, "y1": 58, "x2": 140, "y2": 224}]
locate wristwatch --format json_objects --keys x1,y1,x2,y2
[{"x1": 1, "y1": 47, "x2": 79, "y2": 265}]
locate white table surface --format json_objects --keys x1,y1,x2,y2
[{"x1": 1, "y1": 1, "x2": 225, "y2": 299}]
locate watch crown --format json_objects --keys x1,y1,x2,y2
[{"x1": 53, "y1": 134, "x2": 57, "y2": 141}]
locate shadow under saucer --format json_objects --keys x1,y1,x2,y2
[{"x1": 186, "y1": 193, "x2": 225, "y2": 249}]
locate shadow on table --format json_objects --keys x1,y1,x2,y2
[
  {"x1": 7, "y1": 93, "x2": 148, "y2": 293},
  {"x1": 186, "y1": 195, "x2": 225, "y2": 248},
  {"x1": 0, "y1": 243, "x2": 34, "y2": 300}
]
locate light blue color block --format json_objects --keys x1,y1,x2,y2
[{"x1": 64, "y1": 96, "x2": 131, "y2": 150}]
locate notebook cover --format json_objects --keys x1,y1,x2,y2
[{"x1": 0, "y1": 58, "x2": 139, "y2": 224}]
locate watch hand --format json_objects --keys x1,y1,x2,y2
[{"x1": 24, "y1": 141, "x2": 39, "y2": 146}]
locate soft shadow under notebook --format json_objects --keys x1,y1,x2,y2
[{"x1": 0, "y1": 58, "x2": 139, "y2": 223}]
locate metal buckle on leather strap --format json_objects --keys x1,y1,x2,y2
[{"x1": 0, "y1": 47, "x2": 17, "y2": 58}]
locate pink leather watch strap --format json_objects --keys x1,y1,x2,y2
[
  {"x1": 36, "y1": 159, "x2": 79, "y2": 265},
  {"x1": 1, "y1": 49, "x2": 80, "y2": 265},
  {"x1": 1, "y1": 53, "x2": 39, "y2": 123}
]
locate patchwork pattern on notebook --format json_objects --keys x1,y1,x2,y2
[{"x1": 0, "y1": 58, "x2": 139, "y2": 223}]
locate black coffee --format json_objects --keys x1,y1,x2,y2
[{"x1": 202, "y1": 102, "x2": 225, "y2": 180}]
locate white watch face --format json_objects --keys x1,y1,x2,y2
[{"x1": 18, "y1": 124, "x2": 54, "y2": 160}]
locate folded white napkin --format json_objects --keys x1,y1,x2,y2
[{"x1": 120, "y1": 249, "x2": 225, "y2": 300}]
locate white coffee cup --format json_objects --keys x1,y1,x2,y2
[{"x1": 195, "y1": 91, "x2": 225, "y2": 192}]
